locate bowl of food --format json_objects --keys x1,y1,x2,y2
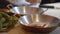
[{"x1": 18, "y1": 14, "x2": 60, "y2": 33}]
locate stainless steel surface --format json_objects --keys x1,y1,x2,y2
[
  {"x1": 19, "y1": 14, "x2": 60, "y2": 27},
  {"x1": 7, "y1": 4, "x2": 44, "y2": 14},
  {"x1": 18, "y1": 15, "x2": 32, "y2": 25}
]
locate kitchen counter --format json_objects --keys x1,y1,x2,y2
[
  {"x1": 5, "y1": 23, "x2": 54, "y2": 34},
  {"x1": 0, "y1": 23, "x2": 49, "y2": 34},
  {"x1": 0, "y1": 23, "x2": 59, "y2": 34}
]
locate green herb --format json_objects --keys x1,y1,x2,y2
[{"x1": 0, "y1": 11, "x2": 17, "y2": 31}]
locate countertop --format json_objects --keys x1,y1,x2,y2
[{"x1": 0, "y1": 23, "x2": 60, "y2": 34}]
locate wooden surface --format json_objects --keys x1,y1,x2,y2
[
  {"x1": 6, "y1": 23, "x2": 49, "y2": 34},
  {"x1": 6, "y1": 23, "x2": 41, "y2": 34},
  {"x1": 0, "y1": 23, "x2": 60, "y2": 34}
]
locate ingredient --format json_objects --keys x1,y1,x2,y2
[{"x1": 0, "y1": 11, "x2": 17, "y2": 31}]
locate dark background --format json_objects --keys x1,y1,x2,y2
[
  {"x1": 41, "y1": 0, "x2": 60, "y2": 4},
  {"x1": 0, "y1": 0, "x2": 14, "y2": 9}
]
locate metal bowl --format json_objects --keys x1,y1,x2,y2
[
  {"x1": 7, "y1": 4, "x2": 43, "y2": 14},
  {"x1": 18, "y1": 14, "x2": 60, "y2": 33}
]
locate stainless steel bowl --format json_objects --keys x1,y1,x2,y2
[
  {"x1": 18, "y1": 14, "x2": 60, "y2": 33},
  {"x1": 19, "y1": 14, "x2": 60, "y2": 27},
  {"x1": 7, "y1": 4, "x2": 43, "y2": 14}
]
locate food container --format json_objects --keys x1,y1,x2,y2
[
  {"x1": 18, "y1": 14, "x2": 60, "y2": 33},
  {"x1": 7, "y1": 4, "x2": 43, "y2": 15}
]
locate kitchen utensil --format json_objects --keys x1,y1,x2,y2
[
  {"x1": 7, "y1": 4, "x2": 44, "y2": 14},
  {"x1": 18, "y1": 14, "x2": 60, "y2": 33}
]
